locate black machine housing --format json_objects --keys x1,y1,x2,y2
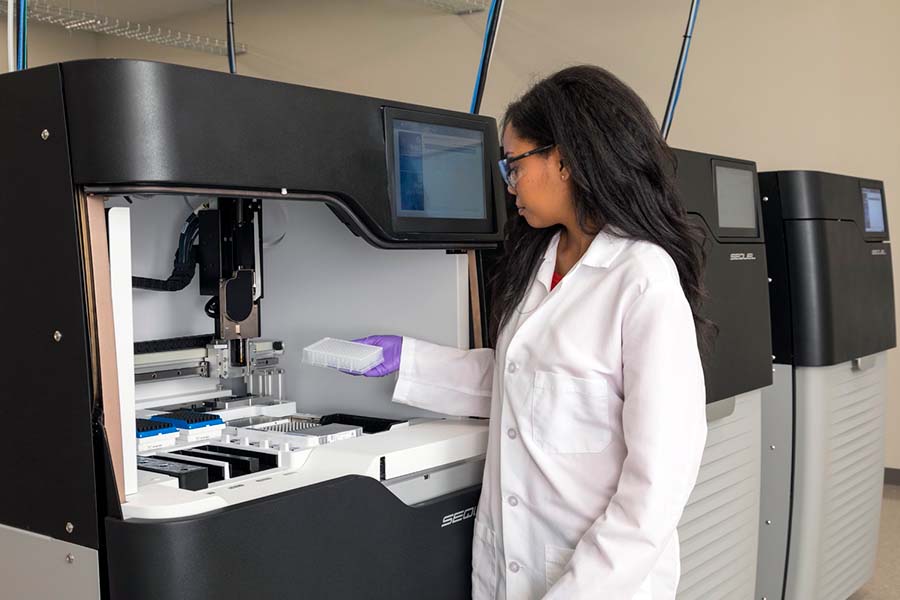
[
  {"x1": 63, "y1": 60, "x2": 507, "y2": 248},
  {"x1": 673, "y1": 149, "x2": 773, "y2": 403},
  {"x1": 759, "y1": 170, "x2": 896, "y2": 366}
]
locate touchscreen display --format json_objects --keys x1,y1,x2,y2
[
  {"x1": 393, "y1": 119, "x2": 486, "y2": 220},
  {"x1": 715, "y1": 166, "x2": 757, "y2": 230},
  {"x1": 862, "y1": 187, "x2": 886, "y2": 233}
]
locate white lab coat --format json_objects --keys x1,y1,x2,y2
[{"x1": 393, "y1": 228, "x2": 707, "y2": 599}]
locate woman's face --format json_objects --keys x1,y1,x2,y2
[{"x1": 501, "y1": 125, "x2": 574, "y2": 229}]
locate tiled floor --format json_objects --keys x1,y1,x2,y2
[{"x1": 849, "y1": 484, "x2": 900, "y2": 600}]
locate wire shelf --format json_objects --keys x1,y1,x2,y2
[
  {"x1": 418, "y1": 0, "x2": 489, "y2": 15},
  {"x1": 0, "y1": 1, "x2": 247, "y2": 56}
]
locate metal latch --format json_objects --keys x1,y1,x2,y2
[{"x1": 852, "y1": 356, "x2": 876, "y2": 372}]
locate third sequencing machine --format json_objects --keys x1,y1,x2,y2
[{"x1": 756, "y1": 170, "x2": 896, "y2": 600}]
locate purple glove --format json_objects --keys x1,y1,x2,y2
[{"x1": 350, "y1": 335, "x2": 403, "y2": 377}]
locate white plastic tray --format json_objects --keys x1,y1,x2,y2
[{"x1": 302, "y1": 337, "x2": 384, "y2": 375}]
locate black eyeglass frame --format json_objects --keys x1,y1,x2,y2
[{"x1": 497, "y1": 143, "x2": 555, "y2": 188}]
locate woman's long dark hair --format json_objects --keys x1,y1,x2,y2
[{"x1": 489, "y1": 65, "x2": 714, "y2": 351}]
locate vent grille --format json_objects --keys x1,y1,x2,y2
[
  {"x1": 677, "y1": 393, "x2": 761, "y2": 600},
  {"x1": 818, "y1": 365, "x2": 885, "y2": 599}
]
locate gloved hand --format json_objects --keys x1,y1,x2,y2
[{"x1": 350, "y1": 335, "x2": 402, "y2": 377}]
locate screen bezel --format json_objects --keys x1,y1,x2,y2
[
  {"x1": 859, "y1": 179, "x2": 890, "y2": 241},
  {"x1": 861, "y1": 186, "x2": 886, "y2": 233},
  {"x1": 711, "y1": 159, "x2": 761, "y2": 238},
  {"x1": 384, "y1": 107, "x2": 495, "y2": 235}
]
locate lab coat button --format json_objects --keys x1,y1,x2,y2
[
  {"x1": 507, "y1": 428, "x2": 517, "y2": 439},
  {"x1": 507, "y1": 362, "x2": 518, "y2": 374},
  {"x1": 509, "y1": 561, "x2": 520, "y2": 573},
  {"x1": 508, "y1": 496, "x2": 519, "y2": 507}
]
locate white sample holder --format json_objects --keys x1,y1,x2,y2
[{"x1": 302, "y1": 337, "x2": 384, "y2": 374}]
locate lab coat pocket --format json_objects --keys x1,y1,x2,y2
[
  {"x1": 471, "y1": 520, "x2": 497, "y2": 600},
  {"x1": 544, "y1": 544, "x2": 575, "y2": 590},
  {"x1": 532, "y1": 371, "x2": 611, "y2": 453}
]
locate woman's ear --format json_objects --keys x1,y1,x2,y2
[{"x1": 550, "y1": 146, "x2": 571, "y2": 181}]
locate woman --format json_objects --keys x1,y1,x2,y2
[{"x1": 353, "y1": 65, "x2": 709, "y2": 599}]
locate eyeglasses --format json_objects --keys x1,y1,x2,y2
[{"x1": 497, "y1": 143, "x2": 555, "y2": 191}]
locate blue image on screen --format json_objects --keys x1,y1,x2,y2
[
  {"x1": 398, "y1": 131, "x2": 425, "y2": 211},
  {"x1": 399, "y1": 170, "x2": 424, "y2": 211}
]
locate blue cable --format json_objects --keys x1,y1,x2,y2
[
  {"x1": 22, "y1": 0, "x2": 26, "y2": 67},
  {"x1": 661, "y1": 0, "x2": 700, "y2": 140},
  {"x1": 16, "y1": 0, "x2": 26, "y2": 70},
  {"x1": 469, "y1": 0, "x2": 501, "y2": 114},
  {"x1": 226, "y1": 0, "x2": 236, "y2": 74}
]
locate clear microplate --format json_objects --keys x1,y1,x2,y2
[{"x1": 302, "y1": 337, "x2": 384, "y2": 374}]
